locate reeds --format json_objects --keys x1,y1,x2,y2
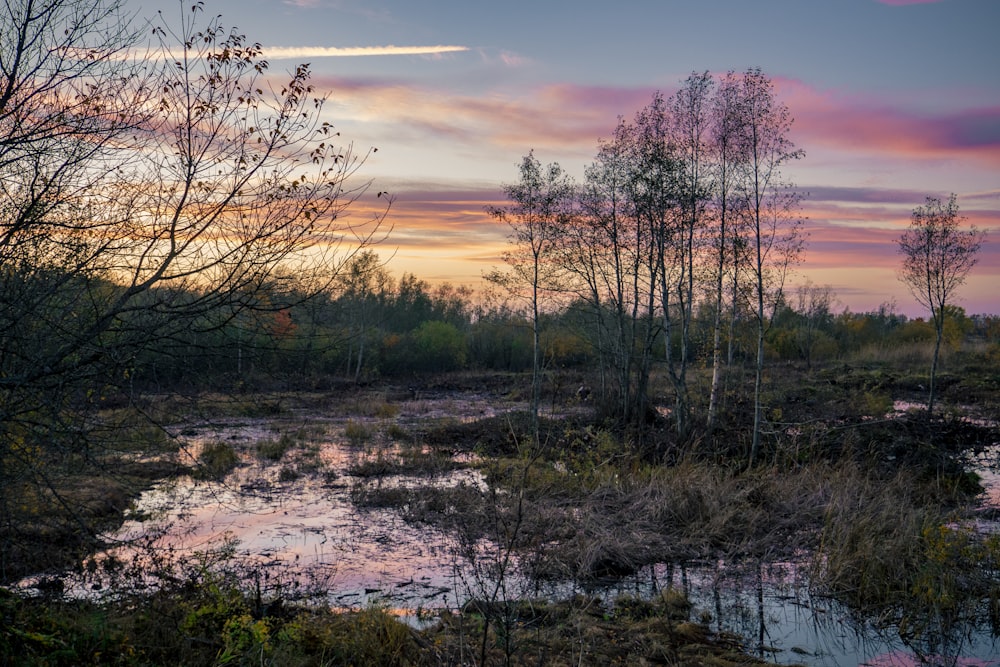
[{"x1": 813, "y1": 462, "x2": 1000, "y2": 634}]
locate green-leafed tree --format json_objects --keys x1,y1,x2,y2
[{"x1": 411, "y1": 321, "x2": 467, "y2": 372}]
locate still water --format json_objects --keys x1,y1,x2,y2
[{"x1": 22, "y1": 405, "x2": 1000, "y2": 666}]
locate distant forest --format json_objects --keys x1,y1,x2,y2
[{"x1": 118, "y1": 250, "x2": 999, "y2": 388}]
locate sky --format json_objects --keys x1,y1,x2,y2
[{"x1": 129, "y1": 0, "x2": 1000, "y2": 317}]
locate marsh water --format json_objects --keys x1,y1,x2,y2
[{"x1": 21, "y1": 395, "x2": 1000, "y2": 666}]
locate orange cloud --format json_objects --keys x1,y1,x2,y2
[
  {"x1": 361, "y1": 182, "x2": 1000, "y2": 314},
  {"x1": 300, "y1": 73, "x2": 998, "y2": 312}
]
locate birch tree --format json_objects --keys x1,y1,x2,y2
[
  {"x1": 706, "y1": 71, "x2": 748, "y2": 430},
  {"x1": 487, "y1": 151, "x2": 575, "y2": 442},
  {"x1": 898, "y1": 194, "x2": 984, "y2": 415},
  {"x1": 735, "y1": 68, "x2": 805, "y2": 466},
  {"x1": 630, "y1": 93, "x2": 676, "y2": 432},
  {"x1": 665, "y1": 73, "x2": 714, "y2": 439},
  {"x1": 574, "y1": 119, "x2": 639, "y2": 420}
]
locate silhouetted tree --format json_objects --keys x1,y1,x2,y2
[
  {"x1": 898, "y1": 194, "x2": 984, "y2": 415},
  {"x1": 0, "y1": 0, "x2": 388, "y2": 578},
  {"x1": 575, "y1": 118, "x2": 642, "y2": 422},
  {"x1": 706, "y1": 71, "x2": 748, "y2": 430},
  {"x1": 487, "y1": 151, "x2": 575, "y2": 442},
  {"x1": 734, "y1": 68, "x2": 805, "y2": 466},
  {"x1": 664, "y1": 72, "x2": 714, "y2": 439}
]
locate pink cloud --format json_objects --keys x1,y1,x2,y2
[
  {"x1": 315, "y1": 73, "x2": 1000, "y2": 176},
  {"x1": 300, "y1": 71, "x2": 999, "y2": 312},
  {"x1": 775, "y1": 78, "x2": 1000, "y2": 168},
  {"x1": 346, "y1": 180, "x2": 1000, "y2": 313},
  {"x1": 310, "y1": 74, "x2": 657, "y2": 156}
]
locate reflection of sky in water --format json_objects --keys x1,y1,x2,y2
[
  {"x1": 892, "y1": 401, "x2": 1000, "y2": 510},
  {"x1": 557, "y1": 561, "x2": 1000, "y2": 667},
  {"x1": 24, "y1": 406, "x2": 1000, "y2": 665},
  {"x1": 91, "y1": 419, "x2": 484, "y2": 610},
  {"x1": 117, "y1": 477, "x2": 463, "y2": 608}
]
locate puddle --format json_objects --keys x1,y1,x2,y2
[
  {"x1": 507, "y1": 555, "x2": 999, "y2": 667},
  {"x1": 13, "y1": 396, "x2": 1000, "y2": 665},
  {"x1": 18, "y1": 417, "x2": 484, "y2": 614}
]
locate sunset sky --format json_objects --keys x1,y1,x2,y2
[{"x1": 132, "y1": 0, "x2": 1000, "y2": 317}]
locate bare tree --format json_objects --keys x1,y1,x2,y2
[
  {"x1": 665, "y1": 73, "x2": 714, "y2": 440},
  {"x1": 706, "y1": 71, "x2": 747, "y2": 431},
  {"x1": 573, "y1": 119, "x2": 641, "y2": 421},
  {"x1": 0, "y1": 0, "x2": 388, "y2": 579},
  {"x1": 898, "y1": 194, "x2": 984, "y2": 415},
  {"x1": 573, "y1": 105, "x2": 668, "y2": 431},
  {"x1": 734, "y1": 68, "x2": 805, "y2": 466},
  {"x1": 794, "y1": 279, "x2": 835, "y2": 371},
  {"x1": 0, "y1": 0, "x2": 153, "y2": 579},
  {"x1": 630, "y1": 93, "x2": 676, "y2": 434},
  {"x1": 487, "y1": 151, "x2": 575, "y2": 441}
]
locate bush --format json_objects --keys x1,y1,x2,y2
[
  {"x1": 385, "y1": 320, "x2": 467, "y2": 373},
  {"x1": 256, "y1": 432, "x2": 295, "y2": 461}
]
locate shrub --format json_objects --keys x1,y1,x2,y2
[
  {"x1": 385, "y1": 423, "x2": 410, "y2": 441},
  {"x1": 386, "y1": 320, "x2": 467, "y2": 372},
  {"x1": 256, "y1": 432, "x2": 295, "y2": 461},
  {"x1": 373, "y1": 401, "x2": 399, "y2": 419}
]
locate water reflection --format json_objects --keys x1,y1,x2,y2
[
  {"x1": 550, "y1": 559, "x2": 999, "y2": 666},
  {"x1": 39, "y1": 418, "x2": 481, "y2": 612},
  {"x1": 18, "y1": 414, "x2": 1000, "y2": 666}
]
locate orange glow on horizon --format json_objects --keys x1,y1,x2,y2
[{"x1": 352, "y1": 187, "x2": 1000, "y2": 317}]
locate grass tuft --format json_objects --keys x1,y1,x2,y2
[
  {"x1": 344, "y1": 420, "x2": 373, "y2": 445},
  {"x1": 193, "y1": 442, "x2": 239, "y2": 479}
]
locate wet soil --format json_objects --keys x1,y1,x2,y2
[
  {"x1": 0, "y1": 460, "x2": 190, "y2": 585},
  {"x1": 5, "y1": 367, "x2": 1000, "y2": 665}
]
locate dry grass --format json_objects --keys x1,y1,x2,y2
[
  {"x1": 344, "y1": 420, "x2": 373, "y2": 444},
  {"x1": 255, "y1": 432, "x2": 295, "y2": 461},
  {"x1": 811, "y1": 462, "x2": 1000, "y2": 634},
  {"x1": 513, "y1": 459, "x2": 836, "y2": 580},
  {"x1": 848, "y1": 341, "x2": 939, "y2": 366}
]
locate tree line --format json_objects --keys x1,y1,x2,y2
[
  {"x1": 121, "y1": 250, "x2": 997, "y2": 392},
  {"x1": 489, "y1": 70, "x2": 806, "y2": 457}
]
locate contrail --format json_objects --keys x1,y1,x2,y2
[{"x1": 262, "y1": 45, "x2": 468, "y2": 59}]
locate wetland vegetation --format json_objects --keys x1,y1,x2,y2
[
  {"x1": 2, "y1": 1, "x2": 997, "y2": 664},
  {"x1": 3, "y1": 338, "x2": 999, "y2": 665}
]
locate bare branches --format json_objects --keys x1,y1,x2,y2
[
  {"x1": 0, "y1": 0, "x2": 389, "y2": 562},
  {"x1": 897, "y1": 194, "x2": 985, "y2": 414},
  {"x1": 899, "y1": 194, "x2": 983, "y2": 318},
  {"x1": 524, "y1": 69, "x2": 806, "y2": 444},
  {"x1": 487, "y1": 151, "x2": 576, "y2": 439}
]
